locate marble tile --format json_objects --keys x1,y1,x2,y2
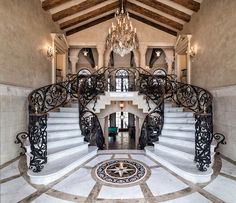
[
  {"x1": 146, "y1": 168, "x2": 188, "y2": 196},
  {"x1": 131, "y1": 154, "x2": 158, "y2": 167},
  {"x1": 0, "y1": 160, "x2": 20, "y2": 180},
  {"x1": 53, "y1": 168, "x2": 95, "y2": 197},
  {"x1": 0, "y1": 177, "x2": 36, "y2": 203},
  {"x1": 32, "y1": 194, "x2": 73, "y2": 203},
  {"x1": 85, "y1": 155, "x2": 112, "y2": 167},
  {"x1": 98, "y1": 185, "x2": 144, "y2": 199},
  {"x1": 221, "y1": 158, "x2": 236, "y2": 177},
  {"x1": 204, "y1": 175, "x2": 236, "y2": 203},
  {"x1": 162, "y1": 192, "x2": 212, "y2": 203},
  {"x1": 114, "y1": 154, "x2": 129, "y2": 159}
]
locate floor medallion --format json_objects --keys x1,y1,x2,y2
[{"x1": 95, "y1": 159, "x2": 147, "y2": 185}]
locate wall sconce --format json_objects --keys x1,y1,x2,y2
[
  {"x1": 119, "y1": 101, "x2": 124, "y2": 110},
  {"x1": 47, "y1": 46, "x2": 54, "y2": 58},
  {"x1": 188, "y1": 46, "x2": 197, "y2": 57},
  {"x1": 155, "y1": 50, "x2": 161, "y2": 57}
]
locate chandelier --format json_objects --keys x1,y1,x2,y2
[{"x1": 105, "y1": 2, "x2": 139, "y2": 57}]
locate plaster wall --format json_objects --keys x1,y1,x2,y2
[
  {"x1": 0, "y1": 0, "x2": 61, "y2": 164},
  {"x1": 181, "y1": 0, "x2": 236, "y2": 161},
  {"x1": 67, "y1": 18, "x2": 176, "y2": 48}
]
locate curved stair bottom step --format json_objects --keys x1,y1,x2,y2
[
  {"x1": 27, "y1": 146, "x2": 97, "y2": 185},
  {"x1": 145, "y1": 146, "x2": 213, "y2": 184}
]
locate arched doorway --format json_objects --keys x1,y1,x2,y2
[{"x1": 115, "y1": 69, "x2": 129, "y2": 92}]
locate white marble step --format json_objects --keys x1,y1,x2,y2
[
  {"x1": 164, "y1": 107, "x2": 184, "y2": 112},
  {"x1": 47, "y1": 129, "x2": 81, "y2": 140},
  {"x1": 70, "y1": 103, "x2": 78, "y2": 108},
  {"x1": 162, "y1": 129, "x2": 195, "y2": 138},
  {"x1": 28, "y1": 146, "x2": 97, "y2": 185},
  {"x1": 154, "y1": 142, "x2": 195, "y2": 160},
  {"x1": 59, "y1": 107, "x2": 78, "y2": 112},
  {"x1": 47, "y1": 136, "x2": 84, "y2": 149},
  {"x1": 48, "y1": 112, "x2": 78, "y2": 118},
  {"x1": 145, "y1": 146, "x2": 213, "y2": 183},
  {"x1": 165, "y1": 112, "x2": 194, "y2": 118},
  {"x1": 164, "y1": 103, "x2": 172, "y2": 107},
  {"x1": 47, "y1": 123, "x2": 80, "y2": 131},
  {"x1": 164, "y1": 117, "x2": 196, "y2": 124},
  {"x1": 47, "y1": 142, "x2": 89, "y2": 162},
  {"x1": 47, "y1": 117, "x2": 79, "y2": 124},
  {"x1": 163, "y1": 123, "x2": 195, "y2": 131}
]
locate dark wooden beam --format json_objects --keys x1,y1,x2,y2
[
  {"x1": 129, "y1": 13, "x2": 177, "y2": 36},
  {"x1": 42, "y1": 0, "x2": 72, "y2": 11},
  {"x1": 169, "y1": 0, "x2": 200, "y2": 12},
  {"x1": 60, "y1": 2, "x2": 119, "y2": 29},
  {"x1": 126, "y1": 2, "x2": 183, "y2": 30},
  {"x1": 66, "y1": 13, "x2": 114, "y2": 36},
  {"x1": 52, "y1": 0, "x2": 107, "y2": 21},
  {"x1": 135, "y1": 0, "x2": 191, "y2": 22}
]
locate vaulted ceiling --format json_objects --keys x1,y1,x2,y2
[{"x1": 41, "y1": 0, "x2": 203, "y2": 36}]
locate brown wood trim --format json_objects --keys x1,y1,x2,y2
[
  {"x1": 169, "y1": 0, "x2": 200, "y2": 12},
  {"x1": 135, "y1": 0, "x2": 191, "y2": 22},
  {"x1": 52, "y1": 0, "x2": 107, "y2": 21},
  {"x1": 42, "y1": 0, "x2": 72, "y2": 11},
  {"x1": 60, "y1": 2, "x2": 119, "y2": 29},
  {"x1": 66, "y1": 13, "x2": 114, "y2": 36},
  {"x1": 129, "y1": 13, "x2": 177, "y2": 36},
  {"x1": 126, "y1": 2, "x2": 183, "y2": 30}
]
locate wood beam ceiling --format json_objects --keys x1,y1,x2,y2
[
  {"x1": 129, "y1": 13, "x2": 177, "y2": 36},
  {"x1": 169, "y1": 0, "x2": 200, "y2": 12},
  {"x1": 126, "y1": 1, "x2": 183, "y2": 30},
  {"x1": 135, "y1": 0, "x2": 191, "y2": 22},
  {"x1": 52, "y1": 0, "x2": 108, "y2": 21},
  {"x1": 66, "y1": 13, "x2": 114, "y2": 36},
  {"x1": 42, "y1": 0, "x2": 72, "y2": 11},
  {"x1": 60, "y1": 1, "x2": 119, "y2": 29}
]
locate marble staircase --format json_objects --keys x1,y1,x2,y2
[
  {"x1": 26, "y1": 103, "x2": 97, "y2": 185},
  {"x1": 146, "y1": 103, "x2": 215, "y2": 183}
]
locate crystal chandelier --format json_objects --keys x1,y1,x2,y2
[{"x1": 105, "y1": 2, "x2": 139, "y2": 57}]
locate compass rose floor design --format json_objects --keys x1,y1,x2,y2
[{"x1": 1, "y1": 150, "x2": 236, "y2": 203}]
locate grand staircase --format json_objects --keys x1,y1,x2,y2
[
  {"x1": 26, "y1": 102, "x2": 97, "y2": 185},
  {"x1": 146, "y1": 102, "x2": 215, "y2": 183}
]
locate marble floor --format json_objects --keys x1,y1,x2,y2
[
  {"x1": 1, "y1": 152, "x2": 236, "y2": 203},
  {"x1": 108, "y1": 132, "x2": 136, "y2": 149}
]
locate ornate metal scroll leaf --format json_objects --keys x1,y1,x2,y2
[
  {"x1": 15, "y1": 132, "x2": 29, "y2": 155},
  {"x1": 195, "y1": 113, "x2": 213, "y2": 171},
  {"x1": 28, "y1": 114, "x2": 47, "y2": 172},
  {"x1": 213, "y1": 133, "x2": 226, "y2": 153}
]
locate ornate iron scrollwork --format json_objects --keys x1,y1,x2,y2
[
  {"x1": 28, "y1": 114, "x2": 47, "y2": 172},
  {"x1": 213, "y1": 133, "x2": 226, "y2": 153},
  {"x1": 15, "y1": 132, "x2": 29, "y2": 155}
]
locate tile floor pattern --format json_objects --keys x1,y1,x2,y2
[{"x1": 1, "y1": 152, "x2": 236, "y2": 203}]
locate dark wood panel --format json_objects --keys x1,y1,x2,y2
[
  {"x1": 52, "y1": 0, "x2": 107, "y2": 21},
  {"x1": 126, "y1": 2, "x2": 183, "y2": 30},
  {"x1": 135, "y1": 0, "x2": 191, "y2": 22},
  {"x1": 66, "y1": 13, "x2": 114, "y2": 36},
  {"x1": 169, "y1": 0, "x2": 200, "y2": 12},
  {"x1": 42, "y1": 0, "x2": 72, "y2": 11},
  {"x1": 129, "y1": 13, "x2": 177, "y2": 36},
  {"x1": 60, "y1": 1, "x2": 119, "y2": 29}
]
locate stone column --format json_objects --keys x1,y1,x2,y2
[
  {"x1": 104, "y1": 116, "x2": 109, "y2": 149},
  {"x1": 139, "y1": 44, "x2": 147, "y2": 68},
  {"x1": 164, "y1": 49, "x2": 175, "y2": 75},
  {"x1": 69, "y1": 48, "x2": 80, "y2": 74},
  {"x1": 97, "y1": 44, "x2": 105, "y2": 69}
]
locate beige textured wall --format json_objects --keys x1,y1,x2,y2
[
  {"x1": 0, "y1": 0, "x2": 61, "y2": 88},
  {"x1": 180, "y1": 0, "x2": 236, "y2": 89},
  {"x1": 181, "y1": 0, "x2": 236, "y2": 161},
  {"x1": 67, "y1": 18, "x2": 176, "y2": 47},
  {"x1": 0, "y1": 0, "x2": 61, "y2": 165}
]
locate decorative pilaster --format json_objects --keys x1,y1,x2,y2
[
  {"x1": 139, "y1": 45, "x2": 147, "y2": 68},
  {"x1": 164, "y1": 49, "x2": 174, "y2": 74},
  {"x1": 97, "y1": 44, "x2": 105, "y2": 69},
  {"x1": 186, "y1": 35, "x2": 192, "y2": 84},
  {"x1": 69, "y1": 48, "x2": 80, "y2": 74}
]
